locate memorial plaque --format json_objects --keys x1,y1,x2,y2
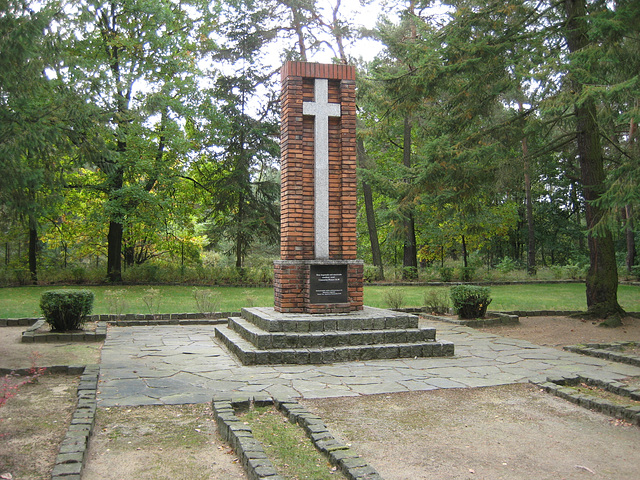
[{"x1": 310, "y1": 264, "x2": 348, "y2": 304}]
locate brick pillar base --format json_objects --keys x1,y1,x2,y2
[{"x1": 274, "y1": 260, "x2": 363, "y2": 314}]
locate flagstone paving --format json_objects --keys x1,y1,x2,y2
[{"x1": 97, "y1": 318, "x2": 640, "y2": 406}]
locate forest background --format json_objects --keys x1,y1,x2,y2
[{"x1": 1, "y1": 0, "x2": 638, "y2": 320}]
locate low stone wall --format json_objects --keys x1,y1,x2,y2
[{"x1": 421, "y1": 312, "x2": 519, "y2": 327}]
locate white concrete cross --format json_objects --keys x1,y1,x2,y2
[{"x1": 303, "y1": 78, "x2": 341, "y2": 259}]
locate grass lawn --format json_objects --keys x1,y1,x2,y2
[{"x1": 0, "y1": 283, "x2": 638, "y2": 319}]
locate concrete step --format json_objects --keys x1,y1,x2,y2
[
  {"x1": 215, "y1": 325, "x2": 454, "y2": 366},
  {"x1": 241, "y1": 306, "x2": 420, "y2": 332},
  {"x1": 228, "y1": 316, "x2": 436, "y2": 350}
]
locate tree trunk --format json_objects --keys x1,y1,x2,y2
[
  {"x1": 461, "y1": 234, "x2": 468, "y2": 268},
  {"x1": 626, "y1": 112, "x2": 638, "y2": 273},
  {"x1": 357, "y1": 137, "x2": 384, "y2": 280},
  {"x1": 107, "y1": 220, "x2": 123, "y2": 282},
  {"x1": 564, "y1": 0, "x2": 623, "y2": 320},
  {"x1": 28, "y1": 214, "x2": 38, "y2": 284},
  {"x1": 624, "y1": 205, "x2": 635, "y2": 274},
  {"x1": 123, "y1": 243, "x2": 135, "y2": 268},
  {"x1": 519, "y1": 100, "x2": 536, "y2": 275},
  {"x1": 402, "y1": 115, "x2": 417, "y2": 280}
]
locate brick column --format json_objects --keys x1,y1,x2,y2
[{"x1": 274, "y1": 61, "x2": 363, "y2": 314}]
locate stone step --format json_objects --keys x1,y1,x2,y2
[
  {"x1": 241, "y1": 306, "x2": 420, "y2": 332},
  {"x1": 215, "y1": 325, "x2": 454, "y2": 366},
  {"x1": 228, "y1": 316, "x2": 436, "y2": 350}
]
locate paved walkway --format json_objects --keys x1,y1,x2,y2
[{"x1": 97, "y1": 318, "x2": 640, "y2": 406}]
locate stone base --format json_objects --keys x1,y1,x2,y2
[
  {"x1": 274, "y1": 259, "x2": 363, "y2": 314},
  {"x1": 215, "y1": 306, "x2": 454, "y2": 365}
]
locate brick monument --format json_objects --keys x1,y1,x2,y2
[
  {"x1": 274, "y1": 61, "x2": 364, "y2": 314},
  {"x1": 214, "y1": 61, "x2": 453, "y2": 365}
]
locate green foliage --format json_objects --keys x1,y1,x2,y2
[
  {"x1": 458, "y1": 266, "x2": 476, "y2": 282},
  {"x1": 439, "y1": 267, "x2": 454, "y2": 282},
  {"x1": 39, "y1": 290, "x2": 94, "y2": 331},
  {"x1": 383, "y1": 288, "x2": 406, "y2": 309},
  {"x1": 363, "y1": 265, "x2": 381, "y2": 283},
  {"x1": 496, "y1": 258, "x2": 518, "y2": 274},
  {"x1": 450, "y1": 285, "x2": 492, "y2": 320}
]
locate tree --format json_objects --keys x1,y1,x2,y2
[
  {"x1": 0, "y1": 0, "x2": 71, "y2": 282},
  {"x1": 563, "y1": 0, "x2": 624, "y2": 320},
  {"x1": 186, "y1": 0, "x2": 280, "y2": 269},
  {"x1": 56, "y1": 0, "x2": 214, "y2": 282},
  {"x1": 365, "y1": 0, "x2": 635, "y2": 318}
]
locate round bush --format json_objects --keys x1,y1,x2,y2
[
  {"x1": 39, "y1": 289, "x2": 94, "y2": 331},
  {"x1": 450, "y1": 285, "x2": 492, "y2": 319}
]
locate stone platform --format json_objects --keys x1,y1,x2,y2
[{"x1": 215, "y1": 306, "x2": 454, "y2": 365}]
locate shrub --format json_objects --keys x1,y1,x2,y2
[
  {"x1": 423, "y1": 290, "x2": 449, "y2": 315},
  {"x1": 563, "y1": 262, "x2": 583, "y2": 279},
  {"x1": 142, "y1": 288, "x2": 161, "y2": 316},
  {"x1": 71, "y1": 266, "x2": 86, "y2": 284},
  {"x1": 192, "y1": 288, "x2": 221, "y2": 316},
  {"x1": 458, "y1": 266, "x2": 475, "y2": 282},
  {"x1": 104, "y1": 289, "x2": 128, "y2": 317},
  {"x1": 40, "y1": 289, "x2": 94, "y2": 331},
  {"x1": 496, "y1": 257, "x2": 518, "y2": 274},
  {"x1": 439, "y1": 267, "x2": 453, "y2": 282},
  {"x1": 383, "y1": 288, "x2": 406, "y2": 309},
  {"x1": 550, "y1": 265, "x2": 564, "y2": 279},
  {"x1": 243, "y1": 289, "x2": 258, "y2": 307},
  {"x1": 363, "y1": 265, "x2": 380, "y2": 283},
  {"x1": 450, "y1": 285, "x2": 492, "y2": 319}
]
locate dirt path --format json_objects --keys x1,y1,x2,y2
[
  {"x1": 0, "y1": 326, "x2": 102, "y2": 369},
  {"x1": 479, "y1": 315, "x2": 640, "y2": 348},
  {"x1": 302, "y1": 383, "x2": 640, "y2": 480},
  {"x1": 0, "y1": 375, "x2": 78, "y2": 480},
  {"x1": 82, "y1": 404, "x2": 247, "y2": 480}
]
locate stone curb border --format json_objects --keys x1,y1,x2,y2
[
  {"x1": 533, "y1": 375, "x2": 640, "y2": 427},
  {"x1": 4, "y1": 310, "x2": 639, "y2": 328},
  {"x1": 50, "y1": 365, "x2": 100, "y2": 480},
  {"x1": 421, "y1": 312, "x2": 519, "y2": 327},
  {"x1": 564, "y1": 342, "x2": 640, "y2": 368},
  {"x1": 1, "y1": 312, "x2": 239, "y2": 327},
  {"x1": 211, "y1": 394, "x2": 383, "y2": 480},
  {"x1": 21, "y1": 320, "x2": 107, "y2": 343}
]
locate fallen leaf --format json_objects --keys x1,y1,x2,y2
[{"x1": 575, "y1": 465, "x2": 595, "y2": 474}]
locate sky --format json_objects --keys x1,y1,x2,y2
[{"x1": 306, "y1": 0, "x2": 449, "y2": 64}]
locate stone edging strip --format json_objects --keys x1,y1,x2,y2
[
  {"x1": 2, "y1": 312, "x2": 238, "y2": 328},
  {"x1": 211, "y1": 394, "x2": 383, "y2": 480},
  {"x1": 50, "y1": 365, "x2": 100, "y2": 480},
  {"x1": 564, "y1": 342, "x2": 640, "y2": 368},
  {"x1": 533, "y1": 375, "x2": 640, "y2": 427},
  {"x1": 421, "y1": 312, "x2": 519, "y2": 327},
  {"x1": 21, "y1": 320, "x2": 107, "y2": 343}
]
